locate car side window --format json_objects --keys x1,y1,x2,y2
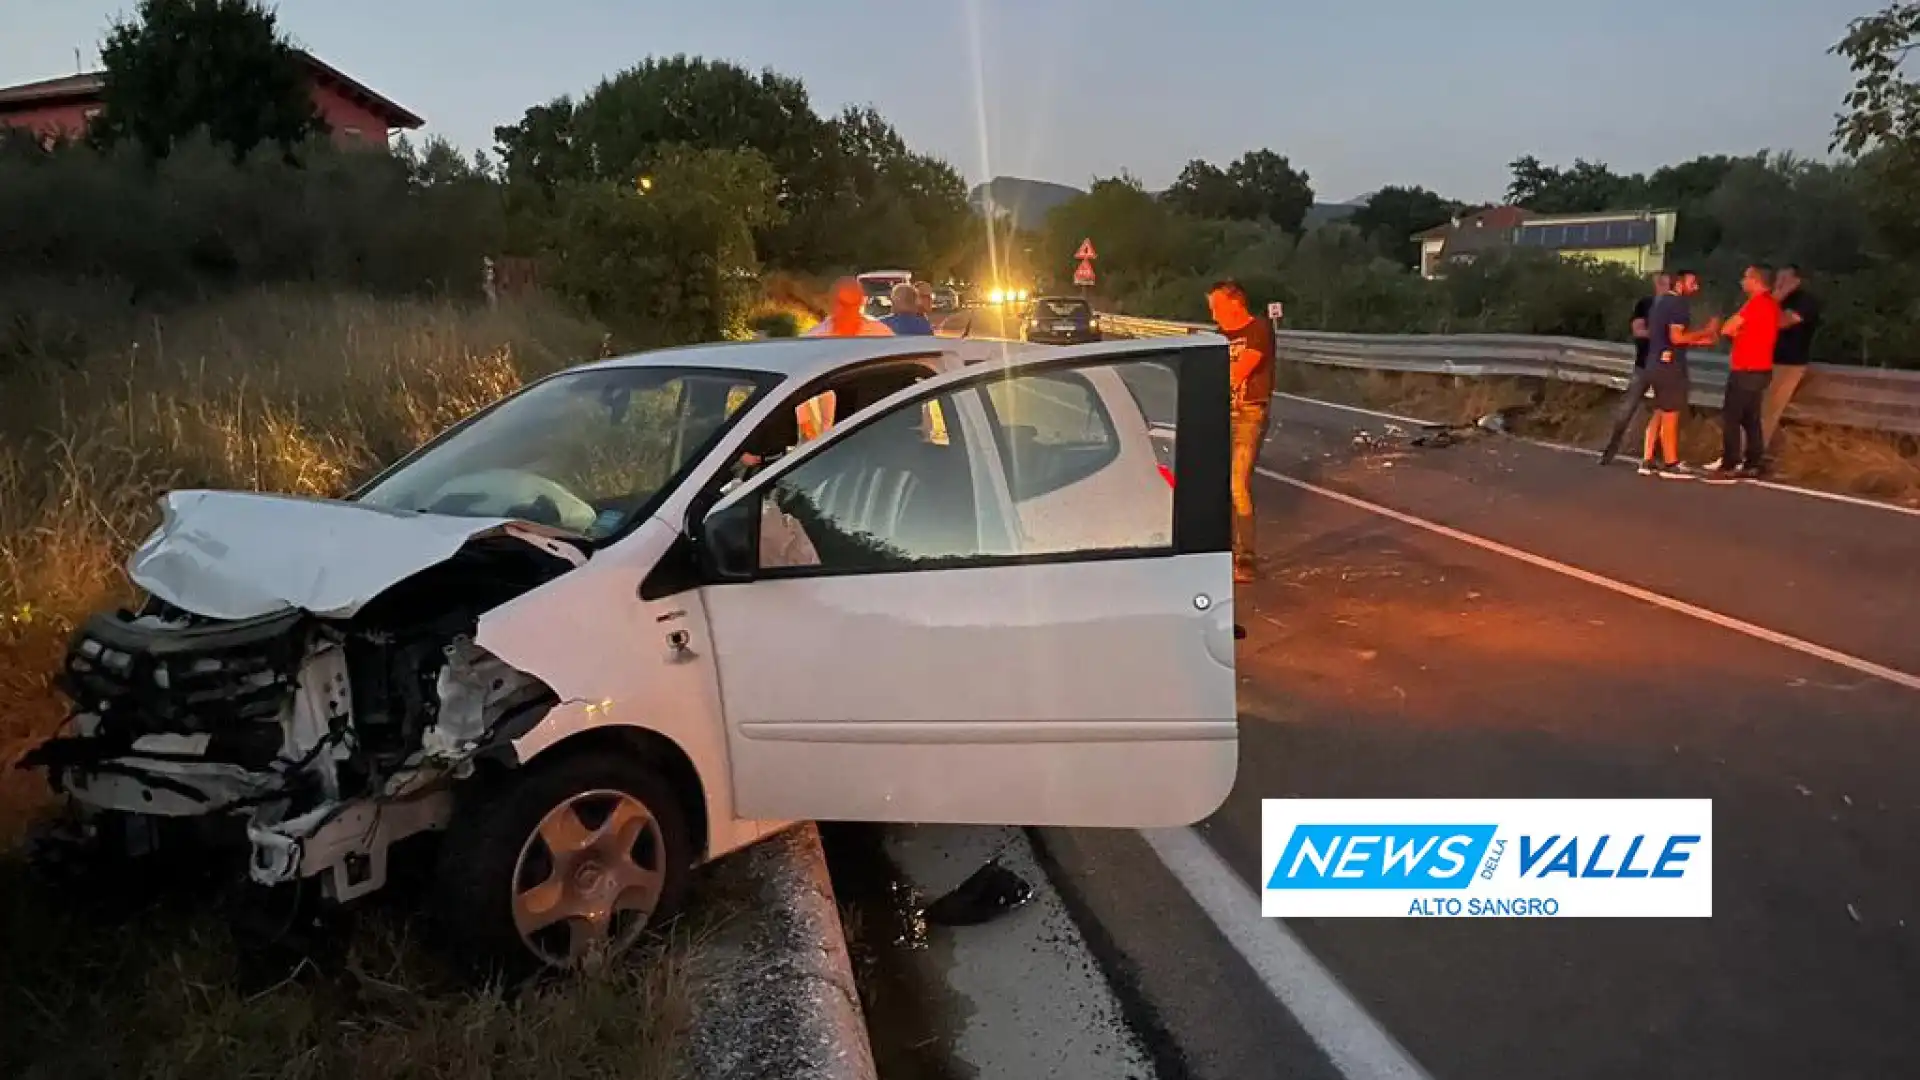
[
  {"x1": 757, "y1": 389, "x2": 980, "y2": 574},
  {"x1": 745, "y1": 356, "x2": 1182, "y2": 576},
  {"x1": 978, "y1": 371, "x2": 1118, "y2": 501}
]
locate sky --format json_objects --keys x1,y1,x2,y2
[{"x1": 0, "y1": 0, "x2": 1869, "y2": 203}]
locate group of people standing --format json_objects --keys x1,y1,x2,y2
[
  {"x1": 806, "y1": 276, "x2": 940, "y2": 338},
  {"x1": 1599, "y1": 264, "x2": 1820, "y2": 481}
]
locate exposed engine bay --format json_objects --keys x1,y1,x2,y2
[{"x1": 21, "y1": 526, "x2": 582, "y2": 902}]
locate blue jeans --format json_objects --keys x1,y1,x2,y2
[
  {"x1": 1231, "y1": 406, "x2": 1272, "y2": 566},
  {"x1": 1601, "y1": 367, "x2": 1654, "y2": 461}
]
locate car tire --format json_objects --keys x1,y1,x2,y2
[{"x1": 431, "y1": 749, "x2": 694, "y2": 980}]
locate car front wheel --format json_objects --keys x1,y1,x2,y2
[{"x1": 433, "y1": 751, "x2": 693, "y2": 977}]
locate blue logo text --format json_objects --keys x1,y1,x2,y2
[{"x1": 1266, "y1": 824, "x2": 1497, "y2": 890}]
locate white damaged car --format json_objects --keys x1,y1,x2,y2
[{"x1": 22, "y1": 334, "x2": 1240, "y2": 972}]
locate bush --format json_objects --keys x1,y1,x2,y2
[{"x1": 0, "y1": 134, "x2": 509, "y2": 373}]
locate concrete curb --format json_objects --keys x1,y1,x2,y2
[{"x1": 682, "y1": 822, "x2": 877, "y2": 1080}]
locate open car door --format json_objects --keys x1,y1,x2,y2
[{"x1": 692, "y1": 341, "x2": 1238, "y2": 828}]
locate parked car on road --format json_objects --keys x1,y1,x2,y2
[
  {"x1": 24, "y1": 334, "x2": 1238, "y2": 975},
  {"x1": 857, "y1": 269, "x2": 914, "y2": 318},
  {"x1": 1023, "y1": 296, "x2": 1103, "y2": 345}
]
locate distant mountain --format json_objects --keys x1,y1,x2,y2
[
  {"x1": 970, "y1": 177, "x2": 1085, "y2": 231},
  {"x1": 1303, "y1": 201, "x2": 1364, "y2": 229},
  {"x1": 970, "y1": 175, "x2": 1371, "y2": 232}
]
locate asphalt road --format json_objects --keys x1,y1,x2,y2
[{"x1": 1034, "y1": 391, "x2": 1920, "y2": 1080}]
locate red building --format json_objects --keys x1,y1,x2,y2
[{"x1": 0, "y1": 50, "x2": 423, "y2": 150}]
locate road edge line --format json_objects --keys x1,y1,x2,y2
[{"x1": 1140, "y1": 826, "x2": 1436, "y2": 1080}]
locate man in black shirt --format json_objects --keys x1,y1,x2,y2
[
  {"x1": 1599, "y1": 272, "x2": 1671, "y2": 466},
  {"x1": 1761, "y1": 264, "x2": 1819, "y2": 450},
  {"x1": 1208, "y1": 279, "x2": 1276, "y2": 583}
]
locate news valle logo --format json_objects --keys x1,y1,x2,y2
[{"x1": 1260, "y1": 799, "x2": 1713, "y2": 918}]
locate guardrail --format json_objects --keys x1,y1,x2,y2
[{"x1": 1096, "y1": 314, "x2": 1920, "y2": 436}]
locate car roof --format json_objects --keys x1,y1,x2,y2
[
  {"x1": 579, "y1": 335, "x2": 1029, "y2": 385},
  {"x1": 574, "y1": 332, "x2": 1222, "y2": 389}
]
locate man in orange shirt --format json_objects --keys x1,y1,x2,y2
[
  {"x1": 1207, "y1": 279, "x2": 1276, "y2": 583},
  {"x1": 1704, "y1": 264, "x2": 1781, "y2": 482}
]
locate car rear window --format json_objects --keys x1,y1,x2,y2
[
  {"x1": 977, "y1": 370, "x2": 1119, "y2": 501},
  {"x1": 1037, "y1": 299, "x2": 1091, "y2": 318}
]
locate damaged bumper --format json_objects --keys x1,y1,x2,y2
[{"x1": 20, "y1": 599, "x2": 549, "y2": 902}]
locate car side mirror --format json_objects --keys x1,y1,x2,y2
[{"x1": 698, "y1": 495, "x2": 758, "y2": 582}]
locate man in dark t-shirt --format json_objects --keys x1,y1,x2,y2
[
  {"x1": 1599, "y1": 273, "x2": 1671, "y2": 465},
  {"x1": 1761, "y1": 264, "x2": 1820, "y2": 450},
  {"x1": 1638, "y1": 270, "x2": 1719, "y2": 478},
  {"x1": 1208, "y1": 279, "x2": 1276, "y2": 583}
]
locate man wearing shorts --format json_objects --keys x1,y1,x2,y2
[{"x1": 1639, "y1": 270, "x2": 1719, "y2": 478}]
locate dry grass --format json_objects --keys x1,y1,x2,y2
[
  {"x1": 0, "y1": 288, "x2": 607, "y2": 834},
  {"x1": 0, "y1": 851, "x2": 735, "y2": 1080},
  {"x1": 0, "y1": 288, "x2": 730, "y2": 1079},
  {"x1": 1286, "y1": 364, "x2": 1920, "y2": 506}
]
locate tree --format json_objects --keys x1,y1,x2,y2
[
  {"x1": 90, "y1": 0, "x2": 324, "y2": 161},
  {"x1": 1503, "y1": 156, "x2": 1640, "y2": 213},
  {"x1": 1832, "y1": 3, "x2": 1920, "y2": 257},
  {"x1": 820, "y1": 106, "x2": 974, "y2": 274},
  {"x1": 1832, "y1": 2, "x2": 1920, "y2": 161},
  {"x1": 1042, "y1": 174, "x2": 1199, "y2": 297},
  {"x1": 1641, "y1": 155, "x2": 1743, "y2": 257},
  {"x1": 1223, "y1": 150, "x2": 1315, "y2": 232},
  {"x1": 1345, "y1": 185, "x2": 1463, "y2": 265},
  {"x1": 492, "y1": 55, "x2": 970, "y2": 272},
  {"x1": 1163, "y1": 160, "x2": 1239, "y2": 220},
  {"x1": 540, "y1": 147, "x2": 784, "y2": 343},
  {"x1": 494, "y1": 56, "x2": 833, "y2": 263}
]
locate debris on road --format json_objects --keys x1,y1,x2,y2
[{"x1": 922, "y1": 859, "x2": 1034, "y2": 927}]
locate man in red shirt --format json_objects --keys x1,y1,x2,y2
[{"x1": 1705, "y1": 264, "x2": 1781, "y2": 481}]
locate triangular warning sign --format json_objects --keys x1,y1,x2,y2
[
  {"x1": 1073, "y1": 258, "x2": 1096, "y2": 285},
  {"x1": 1074, "y1": 238, "x2": 1097, "y2": 261}
]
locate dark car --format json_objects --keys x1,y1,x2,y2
[{"x1": 1021, "y1": 296, "x2": 1101, "y2": 345}]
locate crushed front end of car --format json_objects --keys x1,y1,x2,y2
[{"x1": 16, "y1": 490, "x2": 579, "y2": 906}]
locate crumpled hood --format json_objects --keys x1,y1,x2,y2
[{"x1": 129, "y1": 490, "x2": 583, "y2": 621}]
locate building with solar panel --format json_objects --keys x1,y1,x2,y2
[{"x1": 1414, "y1": 207, "x2": 1678, "y2": 279}]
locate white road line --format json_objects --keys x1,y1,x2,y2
[
  {"x1": 1140, "y1": 826, "x2": 1436, "y2": 1080},
  {"x1": 1273, "y1": 389, "x2": 1920, "y2": 519},
  {"x1": 1272, "y1": 391, "x2": 1433, "y2": 429},
  {"x1": 1257, "y1": 466, "x2": 1920, "y2": 694},
  {"x1": 1516, "y1": 433, "x2": 1920, "y2": 519}
]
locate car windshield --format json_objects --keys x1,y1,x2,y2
[{"x1": 356, "y1": 365, "x2": 772, "y2": 539}]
